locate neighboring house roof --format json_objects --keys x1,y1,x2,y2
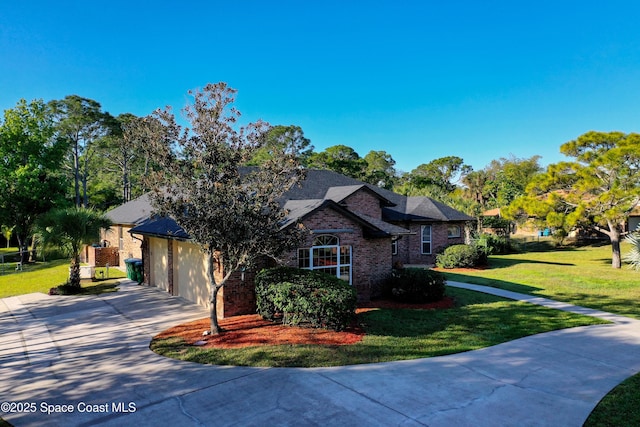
[
  {"x1": 483, "y1": 208, "x2": 502, "y2": 217},
  {"x1": 122, "y1": 168, "x2": 473, "y2": 240},
  {"x1": 106, "y1": 193, "x2": 153, "y2": 225}
]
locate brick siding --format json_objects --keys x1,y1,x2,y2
[
  {"x1": 342, "y1": 189, "x2": 383, "y2": 218},
  {"x1": 392, "y1": 222, "x2": 467, "y2": 265},
  {"x1": 86, "y1": 246, "x2": 119, "y2": 267},
  {"x1": 100, "y1": 225, "x2": 142, "y2": 268},
  {"x1": 282, "y1": 205, "x2": 392, "y2": 301}
]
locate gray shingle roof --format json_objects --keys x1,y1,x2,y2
[
  {"x1": 106, "y1": 193, "x2": 153, "y2": 225},
  {"x1": 289, "y1": 169, "x2": 473, "y2": 222},
  {"x1": 118, "y1": 168, "x2": 473, "y2": 240},
  {"x1": 129, "y1": 216, "x2": 190, "y2": 240}
]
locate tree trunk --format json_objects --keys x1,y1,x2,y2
[
  {"x1": 69, "y1": 254, "x2": 81, "y2": 287},
  {"x1": 16, "y1": 234, "x2": 29, "y2": 264},
  {"x1": 29, "y1": 235, "x2": 37, "y2": 262},
  {"x1": 207, "y1": 253, "x2": 232, "y2": 335},
  {"x1": 611, "y1": 232, "x2": 622, "y2": 269},
  {"x1": 82, "y1": 154, "x2": 89, "y2": 208},
  {"x1": 74, "y1": 141, "x2": 81, "y2": 207},
  {"x1": 606, "y1": 220, "x2": 622, "y2": 269}
]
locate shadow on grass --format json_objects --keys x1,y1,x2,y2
[
  {"x1": 487, "y1": 258, "x2": 575, "y2": 269},
  {"x1": 442, "y1": 271, "x2": 543, "y2": 294},
  {"x1": 443, "y1": 271, "x2": 640, "y2": 320},
  {"x1": 513, "y1": 240, "x2": 561, "y2": 253},
  {"x1": 55, "y1": 279, "x2": 121, "y2": 295}
]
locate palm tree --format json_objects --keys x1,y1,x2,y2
[
  {"x1": 623, "y1": 229, "x2": 640, "y2": 271},
  {"x1": 36, "y1": 207, "x2": 112, "y2": 288},
  {"x1": 1, "y1": 225, "x2": 15, "y2": 248}
]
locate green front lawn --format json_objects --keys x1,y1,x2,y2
[
  {"x1": 585, "y1": 371, "x2": 640, "y2": 426},
  {"x1": 150, "y1": 286, "x2": 607, "y2": 367},
  {"x1": 440, "y1": 242, "x2": 640, "y2": 319},
  {"x1": 0, "y1": 259, "x2": 126, "y2": 298}
]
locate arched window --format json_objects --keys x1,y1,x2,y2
[
  {"x1": 298, "y1": 234, "x2": 352, "y2": 283},
  {"x1": 313, "y1": 234, "x2": 338, "y2": 246}
]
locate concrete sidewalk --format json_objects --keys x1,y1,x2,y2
[{"x1": 1, "y1": 280, "x2": 640, "y2": 426}]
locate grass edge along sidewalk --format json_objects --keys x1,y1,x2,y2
[{"x1": 439, "y1": 243, "x2": 640, "y2": 320}]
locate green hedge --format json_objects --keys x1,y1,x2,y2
[
  {"x1": 436, "y1": 244, "x2": 488, "y2": 268},
  {"x1": 383, "y1": 268, "x2": 446, "y2": 303},
  {"x1": 255, "y1": 267, "x2": 357, "y2": 331},
  {"x1": 474, "y1": 233, "x2": 515, "y2": 255}
]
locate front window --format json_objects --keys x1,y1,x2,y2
[
  {"x1": 421, "y1": 225, "x2": 432, "y2": 254},
  {"x1": 298, "y1": 234, "x2": 352, "y2": 283},
  {"x1": 391, "y1": 239, "x2": 398, "y2": 255},
  {"x1": 118, "y1": 226, "x2": 124, "y2": 250},
  {"x1": 448, "y1": 225, "x2": 461, "y2": 238}
]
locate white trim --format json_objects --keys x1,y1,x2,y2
[
  {"x1": 297, "y1": 234, "x2": 352, "y2": 284},
  {"x1": 421, "y1": 225, "x2": 432, "y2": 254}
]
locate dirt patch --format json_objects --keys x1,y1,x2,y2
[{"x1": 154, "y1": 297, "x2": 455, "y2": 349}]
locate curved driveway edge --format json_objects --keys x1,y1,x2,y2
[{"x1": 1, "y1": 280, "x2": 639, "y2": 426}]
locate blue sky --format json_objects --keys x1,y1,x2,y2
[{"x1": 1, "y1": 1, "x2": 639, "y2": 173}]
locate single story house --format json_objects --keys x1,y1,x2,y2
[{"x1": 112, "y1": 169, "x2": 473, "y2": 318}]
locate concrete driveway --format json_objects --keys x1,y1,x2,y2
[{"x1": 1, "y1": 280, "x2": 640, "y2": 427}]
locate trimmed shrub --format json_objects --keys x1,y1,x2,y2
[
  {"x1": 255, "y1": 267, "x2": 357, "y2": 331},
  {"x1": 474, "y1": 233, "x2": 514, "y2": 255},
  {"x1": 383, "y1": 268, "x2": 446, "y2": 303},
  {"x1": 436, "y1": 244, "x2": 487, "y2": 269}
]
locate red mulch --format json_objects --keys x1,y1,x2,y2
[{"x1": 154, "y1": 297, "x2": 456, "y2": 349}]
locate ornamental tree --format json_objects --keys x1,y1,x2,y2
[{"x1": 143, "y1": 83, "x2": 307, "y2": 334}]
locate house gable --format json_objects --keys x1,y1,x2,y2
[{"x1": 283, "y1": 203, "x2": 392, "y2": 301}]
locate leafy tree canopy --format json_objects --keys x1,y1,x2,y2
[
  {"x1": 395, "y1": 156, "x2": 471, "y2": 202},
  {"x1": 307, "y1": 144, "x2": 367, "y2": 179},
  {"x1": 363, "y1": 150, "x2": 396, "y2": 189},
  {"x1": 0, "y1": 99, "x2": 69, "y2": 254},
  {"x1": 507, "y1": 131, "x2": 640, "y2": 267},
  {"x1": 49, "y1": 95, "x2": 114, "y2": 207},
  {"x1": 246, "y1": 125, "x2": 314, "y2": 167}
]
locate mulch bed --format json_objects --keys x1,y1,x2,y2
[{"x1": 154, "y1": 296, "x2": 455, "y2": 349}]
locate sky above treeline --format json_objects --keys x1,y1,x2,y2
[{"x1": 1, "y1": 1, "x2": 639, "y2": 173}]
